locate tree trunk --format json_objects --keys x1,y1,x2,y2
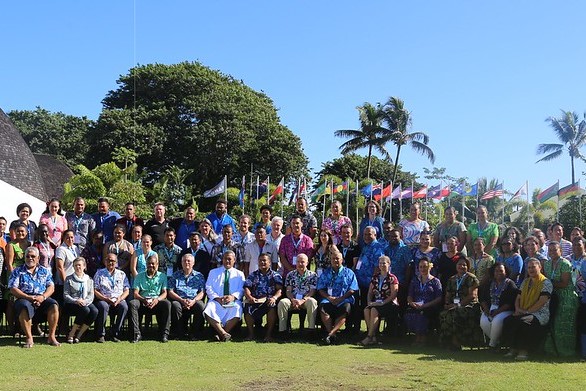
[
  {"x1": 391, "y1": 145, "x2": 402, "y2": 185},
  {"x1": 571, "y1": 155, "x2": 575, "y2": 184},
  {"x1": 366, "y1": 145, "x2": 373, "y2": 180}
]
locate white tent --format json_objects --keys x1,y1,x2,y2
[{"x1": 0, "y1": 178, "x2": 46, "y2": 227}]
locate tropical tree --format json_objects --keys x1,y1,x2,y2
[
  {"x1": 536, "y1": 110, "x2": 586, "y2": 184},
  {"x1": 382, "y1": 97, "x2": 436, "y2": 184},
  {"x1": 334, "y1": 102, "x2": 392, "y2": 179}
]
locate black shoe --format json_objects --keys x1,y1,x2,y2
[
  {"x1": 112, "y1": 336, "x2": 121, "y2": 343},
  {"x1": 131, "y1": 335, "x2": 142, "y2": 343},
  {"x1": 161, "y1": 335, "x2": 169, "y2": 343}
]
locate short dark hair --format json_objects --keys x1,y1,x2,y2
[
  {"x1": 97, "y1": 197, "x2": 110, "y2": 204},
  {"x1": 260, "y1": 205, "x2": 273, "y2": 213}
]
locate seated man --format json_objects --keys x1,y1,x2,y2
[
  {"x1": 168, "y1": 254, "x2": 206, "y2": 340},
  {"x1": 203, "y1": 250, "x2": 245, "y2": 342},
  {"x1": 277, "y1": 253, "x2": 318, "y2": 335},
  {"x1": 93, "y1": 253, "x2": 130, "y2": 343},
  {"x1": 317, "y1": 250, "x2": 359, "y2": 345},
  {"x1": 129, "y1": 255, "x2": 172, "y2": 343},
  {"x1": 9, "y1": 246, "x2": 60, "y2": 347},
  {"x1": 243, "y1": 253, "x2": 283, "y2": 342}
]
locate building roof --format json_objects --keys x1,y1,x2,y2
[
  {"x1": 34, "y1": 153, "x2": 73, "y2": 199},
  {"x1": 0, "y1": 108, "x2": 47, "y2": 201}
]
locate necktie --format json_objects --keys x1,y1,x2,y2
[{"x1": 223, "y1": 269, "x2": 230, "y2": 295}]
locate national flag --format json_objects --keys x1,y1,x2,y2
[
  {"x1": 427, "y1": 185, "x2": 441, "y2": 198},
  {"x1": 412, "y1": 186, "x2": 428, "y2": 199},
  {"x1": 480, "y1": 183, "x2": 504, "y2": 201},
  {"x1": 400, "y1": 187, "x2": 413, "y2": 200},
  {"x1": 451, "y1": 183, "x2": 465, "y2": 195},
  {"x1": 462, "y1": 183, "x2": 478, "y2": 197},
  {"x1": 333, "y1": 181, "x2": 349, "y2": 194},
  {"x1": 360, "y1": 183, "x2": 372, "y2": 196},
  {"x1": 387, "y1": 183, "x2": 401, "y2": 202},
  {"x1": 374, "y1": 184, "x2": 392, "y2": 201},
  {"x1": 203, "y1": 177, "x2": 227, "y2": 198},
  {"x1": 433, "y1": 185, "x2": 450, "y2": 200},
  {"x1": 311, "y1": 180, "x2": 328, "y2": 202},
  {"x1": 238, "y1": 175, "x2": 246, "y2": 208},
  {"x1": 509, "y1": 182, "x2": 528, "y2": 202},
  {"x1": 558, "y1": 181, "x2": 581, "y2": 200},
  {"x1": 536, "y1": 181, "x2": 559, "y2": 203},
  {"x1": 371, "y1": 183, "x2": 383, "y2": 197},
  {"x1": 255, "y1": 177, "x2": 269, "y2": 199},
  {"x1": 268, "y1": 177, "x2": 284, "y2": 204}
]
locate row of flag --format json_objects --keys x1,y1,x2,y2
[{"x1": 205, "y1": 175, "x2": 584, "y2": 207}]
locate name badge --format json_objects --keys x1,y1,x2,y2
[
  {"x1": 453, "y1": 297, "x2": 461, "y2": 305},
  {"x1": 490, "y1": 304, "x2": 498, "y2": 312},
  {"x1": 167, "y1": 265, "x2": 173, "y2": 277},
  {"x1": 317, "y1": 268, "x2": 323, "y2": 277},
  {"x1": 327, "y1": 288, "x2": 333, "y2": 296},
  {"x1": 442, "y1": 243, "x2": 448, "y2": 253},
  {"x1": 375, "y1": 299, "x2": 383, "y2": 304},
  {"x1": 355, "y1": 260, "x2": 362, "y2": 270},
  {"x1": 415, "y1": 301, "x2": 424, "y2": 306},
  {"x1": 292, "y1": 256, "x2": 297, "y2": 266},
  {"x1": 295, "y1": 293, "x2": 303, "y2": 300}
]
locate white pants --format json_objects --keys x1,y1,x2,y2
[
  {"x1": 277, "y1": 297, "x2": 318, "y2": 332},
  {"x1": 480, "y1": 310, "x2": 513, "y2": 347},
  {"x1": 204, "y1": 300, "x2": 243, "y2": 326}
]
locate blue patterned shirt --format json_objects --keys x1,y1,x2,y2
[
  {"x1": 169, "y1": 269, "x2": 205, "y2": 299},
  {"x1": 9, "y1": 265, "x2": 54, "y2": 295},
  {"x1": 93, "y1": 268, "x2": 130, "y2": 299},
  {"x1": 385, "y1": 242, "x2": 412, "y2": 284},
  {"x1": 317, "y1": 266, "x2": 359, "y2": 306},
  {"x1": 244, "y1": 269, "x2": 283, "y2": 298},
  {"x1": 355, "y1": 240, "x2": 385, "y2": 288}
]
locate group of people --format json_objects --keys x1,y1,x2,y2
[{"x1": 1, "y1": 196, "x2": 585, "y2": 361}]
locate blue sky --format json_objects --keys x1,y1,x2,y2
[{"x1": 2, "y1": 1, "x2": 585, "y2": 197}]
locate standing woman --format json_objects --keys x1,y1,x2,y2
[
  {"x1": 469, "y1": 237, "x2": 495, "y2": 285},
  {"x1": 55, "y1": 230, "x2": 79, "y2": 302},
  {"x1": 434, "y1": 207, "x2": 467, "y2": 255},
  {"x1": 130, "y1": 234, "x2": 156, "y2": 278},
  {"x1": 80, "y1": 230, "x2": 104, "y2": 278},
  {"x1": 358, "y1": 201, "x2": 384, "y2": 246},
  {"x1": 496, "y1": 238, "x2": 524, "y2": 285},
  {"x1": 543, "y1": 241, "x2": 579, "y2": 357},
  {"x1": 436, "y1": 236, "x2": 466, "y2": 289},
  {"x1": 439, "y1": 257, "x2": 481, "y2": 350},
  {"x1": 405, "y1": 257, "x2": 443, "y2": 346},
  {"x1": 466, "y1": 206, "x2": 499, "y2": 257},
  {"x1": 361, "y1": 256, "x2": 399, "y2": 346},
  {"x1": 312, "y1": 229, "x2": 336, "y2": 276},
  {"x1": 9, "y1": 203, "x2": 37, "y2": 243},
  {"x1": 479, "y1": 262, "x2": 517, "y2": 350},
  {"x1": 321, "y1": 200, "x2": 352, "y2": 245},
  {"x1": 4, "y1": 223, "x2": 31, "y2": 333},
  {"x1": 503, "y1": 226, "x2": 526, "y2": 258},
  {"x1": 63, "y1": 257, "x2": 98, "y2": 343},
  {"x1": 411, "y1": 231, "x2": 442, "y2": 279},
  {"x1": 399, "y1": 202, "x2": 430, "y2": 247},
  {"x1": 39, "y1": 198, "x2": 68, "y2": 246},
  {"x1": 103, "y1": 225, "x2": 134, "y2": 276},
  {"x1": 34, "y1": 224, "x2": 56, "y2": 269}
]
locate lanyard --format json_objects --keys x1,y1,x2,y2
[
  {"x1": 107, "y1": 271, "x2": 116, "y2": 290},
  {"x1": 291, "y1": 235, "x2": 302, "y2": 255},
  {"x1": 296, "y1": 270, "x2": 308, "y2": 287},
  {"x1": 164, "y1": 246, "x2": 175, "y2": 263},
  {"x1": 378, "y1": 275, "x2": 385, "y2": 292},
  {"x1": 341, "y1": 245, "x2": 349, "y2": 259},
  {"x1": 455, "y1": 274, "x2": 466, "y2": 294}
]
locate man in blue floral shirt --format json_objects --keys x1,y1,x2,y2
[
  {"x1": 9, "y1": 247, "x2": 60, "y2": 347},
  {"x1": 317, "y1": 250, "x2": 359, "y2": 345},
  {"x1": 168, "y1": 253, "x2": 206, "y2": 340},
  {"x1": 243, "y1": 253, "x2": 283, "y2": 342}
]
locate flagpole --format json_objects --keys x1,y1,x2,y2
[
  {"x1": 556, "y1": 180, "x2": 560, "y2": 221},
  {"x1": 224, "y1": 175, "x2": 228, "y2": 202},
  {"x1": 380, "y1": 181, "x2": 384, "y2": 212},
  {"x1": 501, "y1": 180, "x2": 505, "y2": 225},
  {"x1": 461, "y1": 181, "x2": 465, "y2": 224},
  {"x1": 249, "y1": 164, "x2": 253, "y2": 210},
  {"x1": 322, "y1": 179, "x2": 327, "y2": 227},
  {"x1": 476, "y1": 181, "x2": 479, "y2": 222},
  {"x1": 267, "y1": 176, "x2": 270, "y2": 203},
  {"x1": 424, "y1": 183, "x2": 428, "y2": 222},
  {"x1": 526, "y1": 180, "x2": 530, "y2": 233},
  {"x1": 355, "y1": 179, "x2": 359, "y2": 234},
  {"x1": 370, "y1": 179, "x2": 373, "y2": 202},
  {"x1": 346, "y1": 178, "x2": 350, "y2": 216},
  {"x1": 388, "y1": 180, "x2": 392, "y2": 222}
]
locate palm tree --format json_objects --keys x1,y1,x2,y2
[
  {"x1": 382, "y1": 97, "x2": 436, "y2": 184},
  {"x1": 536, "y1": 110, "x2": 586, "y2": 184},
  {"x1": 334, "y1": 102, "x2": 391, "y2": 179}
]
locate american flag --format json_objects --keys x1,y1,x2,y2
[{"x1": 480, "y1": 183, "x2": 503, "y2": 200}]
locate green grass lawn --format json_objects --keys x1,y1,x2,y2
[{"x1": 2, "y1": 330, "x2": 584, "y2": 391}]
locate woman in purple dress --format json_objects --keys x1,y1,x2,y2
[{"x1": 405, "y1": 257, "x2": 443, "y2": 345}]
